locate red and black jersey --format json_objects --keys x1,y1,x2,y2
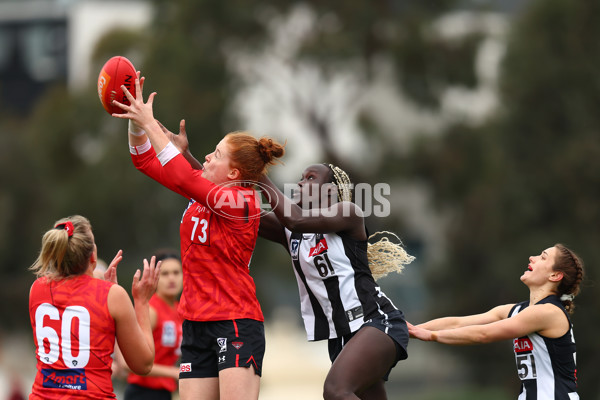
[
  {"x1": 29, "y1": 275, "x2": 116, "y2": 399},
  {"x1": 131, "y1": 143, "x2": 264, "y2": 322},
  {"x1": 128, "y1": 295, "x2": 183, "y2": 392}
]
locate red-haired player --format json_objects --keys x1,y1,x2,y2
[{"x1": 113, "y1": 75, "x2": 285, "y2": 400}]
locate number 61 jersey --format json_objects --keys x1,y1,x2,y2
[
  {"x1": 509, "y1": 295, "x2": 578, "y2": 400},
  {"x1": 29, "y1": 275, "x2": 116, "y2": 399},
  {"x1": 285, "y1": 230, "x2": 398, "y2": 341}
]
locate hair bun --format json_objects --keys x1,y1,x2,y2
[{"x1": 258, "y1": 137, "x2": 285, "y2": 165}]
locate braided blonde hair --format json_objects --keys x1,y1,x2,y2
[
  {"x1": 326, "y1": 163, "x2": 353, "y2": 203},
  {"x1": 323, "y1": 164, "x2": 415, "y2": 280},
  {"x1": 367, "y1": 231, "x2": 415, "y2": 280}
]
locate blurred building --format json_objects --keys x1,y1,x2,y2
[{"x1": 0, "y1": 0, "x2": 151, "y2": 114}]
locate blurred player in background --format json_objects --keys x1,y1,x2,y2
[
  {"x1": 115, "y1": 249, "x2": 184, "y2": 400},
  {"x1": 409, "y1": 244, "x2": 583, "y2": 400},
  {"x1": 28, "y1": 215, "x2": 160, "y2": 399},
  {"x1": 93, "y1": 258, "x2": 108, "y2": 279},
  {"x1": 113, "y1": 75, "x2": 285, "y2": 400}
]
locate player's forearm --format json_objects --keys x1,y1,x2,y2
[
  {"x1": 418, "y1": 316, "x2": 466, "y2": 330},
  {"x1": 433, "y1": 326, "x2": 493, "y2": 345},
  {"x1": 133, "y1": 301, "x2": 155, "y2": 370},
  {"x1": 146, "y1": 364, "x2": 180, "y2": 379},
  {"x1": 182, "y1": 149, "x2": 203, "y2": 170},
  {"x1": 258, "y1": 175, "x2": 306, "y2": 229}
]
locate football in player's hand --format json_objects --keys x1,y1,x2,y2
[{"x1": 97, "y1": 56, "x2": 136, "y2": 115}]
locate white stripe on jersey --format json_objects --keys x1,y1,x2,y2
[
  {"x1": 510, "y1": 300, "x2": 579, "y2": 400},
  {"x1": 286, "y1": 230, "x2": 365, "y2": 340}
]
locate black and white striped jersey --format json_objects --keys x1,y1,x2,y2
[
  {"x1": 285, "y1": 229, "x2": 398, "y2": 341},
  {"x1": 509, "y1": 295, "x2": 578, "y2": 400}
]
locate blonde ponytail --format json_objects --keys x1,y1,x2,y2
[
  {"x1": 30, "y1": 215, "x2": 94, "y2": 279},
  {"x1": 367, "y1": 231, "x2": 415, "y2": 280}
]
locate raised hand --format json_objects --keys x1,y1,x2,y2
[
  {"x1": 156, "y1": 119, "x2": 189, "y2": 153},
  {"x1": 131, "y1": 256, "x2": 161, "y2": 304},
  {"x1": 111, "y1": 74, "x2": 156, "y2": 130},
  {"x1": 104, "y1": 249, "x2": 123, "y2": 284}
]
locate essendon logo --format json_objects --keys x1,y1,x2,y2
[
  {"x1": 514, "y1": 337, "x2": 534, "y2": 353},
  {"x1": 309, "y1": 239, "x2": 328, "y2": 257},
  {"x1": 232, "y1": 341, "x2": 244, "y2": 350}
]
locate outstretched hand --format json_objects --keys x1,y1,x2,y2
[
  {"x1": 103, "y1": 249, "x2": 123, "y2": 284},
  {"x1": 111, "y1": 71, "x2": 156, "y2": 130},
  {"x1": 131, "y1": 256, "x2": 161, "y2": 304},
  {"x1": 156, "y1": 119, "x2": 189, "y2": 153},
  {"x1": 407, "y1": 321, "x2": 436, "y2": 341}
]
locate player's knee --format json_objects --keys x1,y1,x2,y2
[{"x1": 323, "y1": 379, "x2": 351, "y2": 400}]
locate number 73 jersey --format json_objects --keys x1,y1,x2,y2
[
  {"x1": 509, "y1": 295, "x2": 578, "y2": 400},
  {"x1": 29, "y1": 275, "x2": 116, "y2": 399}
]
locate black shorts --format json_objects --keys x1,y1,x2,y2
[
  {"x1": 179, "y1": 319, "x2": 265, "y2": 379},
  {"x1": 328, "y1": 309, "x2": 409, "y2": 380},
  {"x1": 124, "y1": 383, "x2": 172, "y2": 400}
]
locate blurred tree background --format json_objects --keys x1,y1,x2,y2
[{"x1": 0, "y1": 0, "x2": 598, "y2": 398}]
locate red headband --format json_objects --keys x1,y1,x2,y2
[{"x1": 54, "y1": 221, "x2": 74, "y2": 237}]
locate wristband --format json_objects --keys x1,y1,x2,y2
[
  {"x1": 157, "y1": 142, "x2": 181, "y2": 166},
  {"x1": 128, "y1": 120, "x2": 146, "y2": 136},
  {"x1": 129, "y1": 138, "x2": 152, "y2": 155}
]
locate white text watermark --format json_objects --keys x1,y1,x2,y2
[{"x1": 206, "y1": 181, "x2": 391, "y2": 220}]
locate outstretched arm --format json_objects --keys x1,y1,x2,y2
[
  {"x1": 156, "y1": 119, "x2": 203, "y2": 170},
  {"x1": 409, "y1": 303, "x2": 565, "y2": 345},
  {"x1": 259, "y1": 212, "x2": 288, "y2": 249},
  {"x1": 109, "y1": 256, "x2": 161, "y2": 375},
  {"x1": 112, "y1": 74, "x2": 170, "y2": 154},
  {"x1": 258, "y1": 174, "x2": 364, "y2": 237},
  {"x1": 415, "y1": 304, "x2": 513, "y2": 331}
]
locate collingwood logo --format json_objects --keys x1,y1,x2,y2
[{"x1": 291, "y1": 239, "x2": 299, "y2": 260}]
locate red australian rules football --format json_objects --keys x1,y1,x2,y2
[{"x1": 97, "y1": 56, "x2": 137, "y2": 115}]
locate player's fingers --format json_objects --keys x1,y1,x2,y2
[
  {"x1": 134, "y1": 76, "x2": 142, "y2": 97},
  {"x1": 111, "y1": 112, "x2": 130, "y2": 119},
  {"x1": 153, "y1": 260, "x2": 162, "y2": 286},
  {"x1": 109, "y1": 249, "x2": 123, "y2": 268},
  {"x1": 121, "y1": 84, "x2": 135, "y2": 102},
  {"x1": 179, "y1": 119, "x2": 187, "y2": 137},
  {"x1": 111, "y1": 99, "x2": 130, "y2": 113},
  {"x1": 132, "y1": 268, "x2": 141, "y2": 286},
  {"x1": 148, "y1": 255, "x2": 156, "y2": 270},
  {"x1": 142, "y1": 257, "x2": 150, "y2": 274},
  {"x1": 105, "y1": 267, "x2": 118, "y2": 284},
  {"x1": 147, "y1": 92, "x2": 157, "y2": 106}
]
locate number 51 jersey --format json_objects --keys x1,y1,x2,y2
[
  {"x1": 29, "y1": 275, "x2": 116, "y2": 399},
  {"x1": 509, "y1": 295, "x2": 578, "y2": 400}
]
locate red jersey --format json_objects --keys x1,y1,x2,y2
[
  {"x1": 127, "y1": 295, "x2": 183, "y2": 391},
  {"x1": 29, "y1": 275, "x2": 116, "y2": 399},
  {"x1": 131, "y1": 143, "x2": 264, "y2": 322}
]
